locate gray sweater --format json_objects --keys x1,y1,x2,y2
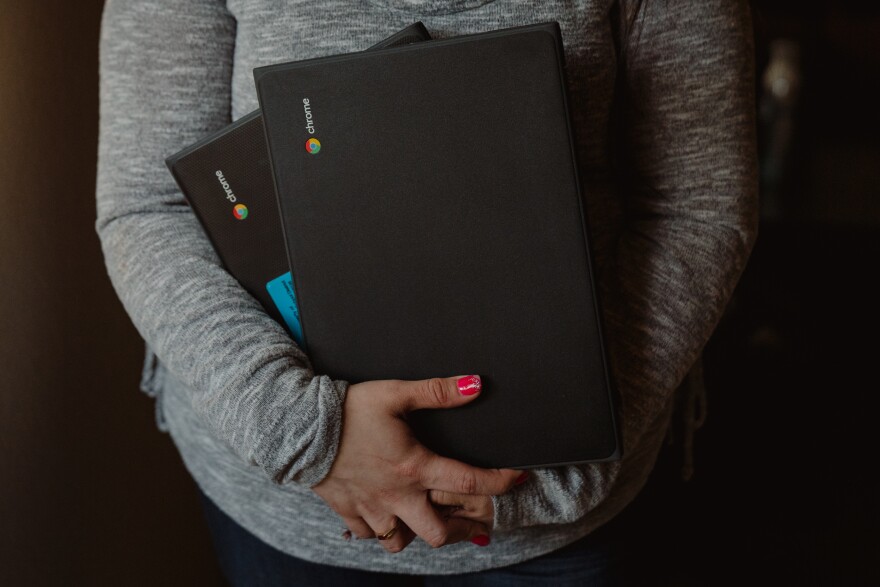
[{"x1": 96, "y1": 0, "x2": 757, "y2": 575}]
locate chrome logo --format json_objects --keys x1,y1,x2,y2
[
  {"x1": 305, "y1": 137, "x2": 321, "y2": 154},
  {"x1": 233, "y1": 204, "x2": 249, "y2": 220}
]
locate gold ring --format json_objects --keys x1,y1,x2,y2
[{"x1": 376, "y1": 519, "x2": 398, "y2": 541}]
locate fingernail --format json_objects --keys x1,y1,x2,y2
[
  {"x1": 471, "y1": 534, "x2": 491, "y2": 547},
  {"x1": 457, "y1": 375, "x2": 482, "y2": 396},
  {"x1": 515, "y1": 471, "x2": 529, "y2": 485}
]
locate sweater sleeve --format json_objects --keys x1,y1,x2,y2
[
  {"x1": 491, "y1": 0, "x2": 759, "y2": 532},
  {"x1": 95, "y1": 0, "x2": 348, "y2": 488}
]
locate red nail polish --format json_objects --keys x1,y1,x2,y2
[
  {"x1": 471, "y1": 534, "x2": 490, "y2": 547},
  {"x1": 515, "y1": 471, "x2": 529, "y2": 485},
  {"x1": 457, "y1": 375, "x2": 481, "y2": 396}
]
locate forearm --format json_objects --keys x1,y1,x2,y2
[
  {"x1": 491, "y1": 0, "x2": 758, "y2": 531},
  {"x1": 96, "y1": 0, "x2": 347, "y2": 487}
]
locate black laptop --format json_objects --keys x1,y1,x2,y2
[{"x1": 254, "y1": 22, "x2": 619, "y2": 469}]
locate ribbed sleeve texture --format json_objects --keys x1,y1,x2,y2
[{"x1": 96, "y1": 0, "x2": 348, "y2": 488}]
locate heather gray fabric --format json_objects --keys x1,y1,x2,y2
[{"x1": 96, "y1": 0, "x2": 758, "y2": 575}]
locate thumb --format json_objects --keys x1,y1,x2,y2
[{"x1": 398, "y1": 375, "x2": 483, "y2": 413}]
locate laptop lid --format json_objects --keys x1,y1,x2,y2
[{"x1": 255, "y1": 22, "x2": 619, "y2": 468}]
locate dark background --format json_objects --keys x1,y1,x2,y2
[{"x1": 1, "y1": 1, "x2": 877, "y2": 585}]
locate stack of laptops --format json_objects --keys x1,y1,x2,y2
[{"x1": 166, "y1": 22, "x2": 619, "y2": 469}]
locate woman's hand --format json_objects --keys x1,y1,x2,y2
[
  {"x1": 428, "y1": 471, "x2": 529, "y2": 546},
  {"x1": 311, "y1": 374, "x2": 522, "y2": 554}
]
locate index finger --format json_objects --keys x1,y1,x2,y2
[
  {"x1": 395, "y1": 494, "x2": 489, "y2": 548},
  {"x1": 418, "y1": 454, "x2": 521, "y2": 495}
]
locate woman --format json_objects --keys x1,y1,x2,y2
[{"x1": 96, "y1": 0, "x2": 758, "y2": 584}]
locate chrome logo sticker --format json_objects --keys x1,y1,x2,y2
[
  {"x1": 233, "y1": 204, "x2": 249, "y2": 220},
  {"x1": 305, "y1": 138, "x2": 321, "y2": 154}
]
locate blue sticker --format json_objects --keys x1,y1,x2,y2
[{"x1": 266, "y1": 272, "x2": 305, "y2": 348}]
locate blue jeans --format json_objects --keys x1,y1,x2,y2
[{"x1": 196, "y1": 486, "x2": 626, "y2": 586}]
